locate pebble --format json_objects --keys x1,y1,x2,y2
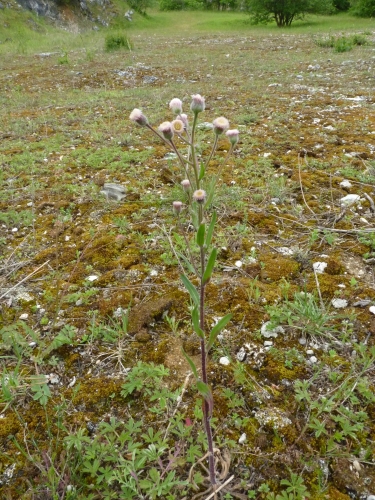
[
  {"x1": 219, "y1": 356, "x2": 230, "y2": 366},
  {"x1": 306, "y1": 349, "x2": 314, "y2": 355},
  {"x1": 339, "y1": 179, "x2": 352, "y2": 189},
  {"x1": 309, "y1": 356, "x2": 318, "y2": 364},
  {"x1": 100, "y1": 183, "x2": 127, "y2": 201},
  {"x1": 238, "y1": 433, "x2": 247, "y2": 444},
  {"x1": 313, "y1": 262, "x2": 327, "y2": 274},
  {"x1": 87, "y1": 275, "x2": 98, "y2": 282},
  {"x1": 264, "y1": 341, "x2": 273, "y2": 347},
  {"x1": 367, "y1": 496, "x2": 375, "y2": 500},
  {"x1": 19, "y1": 313, "x2": 28, "y2": 320},
  {"x1": 340, "y1": 194, "x2": 360, "y2": 206},
  {"x1": 299, "y1": 338, "x2": 307, "y2": 345},
  {"x1": 369, "y1": 306, "x2": 375, "y2": 315},
  {"x1": 236, "y1": 348, "x2": 246, "y2": 362},
  {"x1": 234, "y1": 260, "x2": 243, "y2": 268},
  {"x1": 331, "y1": 298, "x2": 348, "y2": 309},
  {"x1": 261, "y1": 322, "x2": 285, "y2": 339}
]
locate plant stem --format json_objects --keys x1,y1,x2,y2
[{"x1": 198, "y1": 204, "x2": 216, "y2": 486}]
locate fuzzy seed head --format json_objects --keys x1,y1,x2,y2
[
  {"x1": 213, "y1": 116, "x2": 229, "y2": 135},
  {"x1": 169, "y1": 98, "x2": 183, "y2": 115},
  {"x1": 193, "y1": 189, "x2": 207, "y2": 204},
  {"x1": 158, "y1": 121, "x2": 174, "y2": 141},
  {"x1": 129, "y1": 108, "x2": 148, "y2": 127},
  {"x1": 190, "y1": 94, "x2": 205, "y2": 114}
]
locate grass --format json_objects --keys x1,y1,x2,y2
[{"x1": 1, "y1": 7, "x2": 375, "y2": 499}]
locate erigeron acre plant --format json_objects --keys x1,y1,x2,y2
[{"x1": 130, "y1": 95, "x2": 239, "y2": 491}]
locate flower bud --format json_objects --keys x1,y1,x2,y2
[
  {"x1": 173, "y1": 201, "x2": 183, "y2": 214},
  {"x1": 169, "y1": 98, "x2": 183, "y2": 115},
  {"x1": 213, "y1": 117, "x2": 229, "y2": 135},
  {"x1": 193, "y1": 189, "x2": 207, "y2": 204},
  {"x1": 177, "y1": 114, "x2": 189, "y2": 128},
  {"x1": 129, "y1": 108, "x2": 148, "y2": 127},
  {"x1": 158, "y1": 121, "x2": 174, "y2": 141},
  {"x1": 190, "y1": 94, "x2": 205, "y2": 114},
  {"x1": 181, "y1": 179, "x2": 191, "y2": 190},
  {"x1": 172, "y1": 119, "x2": 185, "y2": 134},
  {"x1": 226, "y1": 129, "x2": 239, "y2": 145}
]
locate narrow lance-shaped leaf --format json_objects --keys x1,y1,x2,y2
[
  {"x1": 196, "y1": 223, "x2": 205, "y2": 247},
  {"x1": 196, "y1": 381, "x2": 213, "y2": 417},
  {"x1": 207, "y1": 313, "x2": 232, "y2": 351},
  {"x1": 192, "y1": 306, "x2": 204, "y2": 339},
  {"x1": 202, "y1": 248, "x2": 217, "y2": 285},
  {"x1": 205, "y1": 211, "x2": 217, "y2": 249},
  {"x1": 176, "y1": 251, "x2": 196, "y2": 275},
  {"x1": 180, "y1": 274, "x2": 199, "y2": 306},
  {"x1": 182, "y1": 348, "x2": 199, "y2": 379}
]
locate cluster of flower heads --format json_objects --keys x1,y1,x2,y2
[
  {"x1": 130, "y1": 94, "x2": 239, "y2": 146},
  {"x1": 130, "y1": 94, "x2": 239, "y2": 214}
]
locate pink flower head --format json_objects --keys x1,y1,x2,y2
[
  {"x1": 172, "y1": 119, "x2": 185, "y2": 134},
  {"x1": 226, "y1": 129, "x2": 239, "y2": 145},
  {"x1": 213, "y1": 117, "x2": 229, "y2": 135},
  {"x1": 173, "y1": 201, "x2": 183, "y2": 214},
  {"x1": 158, "y1": 121, "x2": 174, "y2": 141},
  {"x1": 193, "y1": 189, "x2": 207, "y2": 204},
  {"x1": 181, "y1": 179, "x2": 191, "y2": 190},
  {"x1": 177, "y1": 114, "x2": 188, "y2": 128},
  {"x1": 129, "y1": 108, "x2": 148, "y2": 127},
  {"x1": 190, "y1": 94, "x2": 205, "y2": 114},
  {"x1": 169, "y1": 98, "x2": 183, "y2": 115}
]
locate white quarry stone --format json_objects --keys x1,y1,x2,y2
[
  {"x1": 340, "y1": 194, "x2": 360, "y2": 206},
  {"x1": 219, "y1": 356, "x2": 230, "y2": 366},
  {"x1": 261, "y1": 321, "x2": 285, "y2": 338},
  {"x1": 238, "y1": 433, "x2": 247, "y2": 444},
  {"x1": 313, "y1": 262, "x2": 327, "y2": 274},
  {"x1": 331, "y1": 298, "x2": 348, "y2": 309}
]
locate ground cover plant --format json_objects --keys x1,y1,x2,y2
[{"x1": 1, "y1": 9, "x2": 375, "y2": 500}]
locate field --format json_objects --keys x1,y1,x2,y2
[{"x1": 1, "y1": 8, "x2": 375, "y2": 499}]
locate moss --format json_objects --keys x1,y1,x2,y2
[{"x1": 260, "y1": 254, "x2": 300, "y2": 282}]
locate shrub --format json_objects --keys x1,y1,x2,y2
[{"x1": 104, "y1": 33, "x2": 132, "y2": 52}]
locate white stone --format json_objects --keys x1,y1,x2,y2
[
  {"x1": 12, "y1": 227, "x2": 18, "y2": 232},
  {"x1": 235, "y1": 260, "x2": 243, "y2": 268},
  {"x1": 340, "y1": 194, "x2": 360, "y2": 206},
  {"x1": 309, "y1": 356, "x2": 318, "y2": 363},
  {"x1": 306, "y1": 349, "x2": 314, "y2": 355},
  {"x1": 339, "y1": 179, "x2": 352, "y2": 189},
  {"x1": 19, "y1": 313, "x2": 29, "y2": 320},
  {"x1": 150, "y1": 269, "x2": 158, "y2": 276},
  {"x1": 277, "y1": 247, "x2": 294, "y2": 256},
  {"x1": 369, "y1": 306, "x2": 375, "y2": 315},
  {"x1": 313, "y1": 262, "x2": 327, "y2": 274},
  {"x1": 238, "y1": 433, "x2": 247, "y2": 444},
  {"x1": 264, "y1": 341, "x2": 273, "y2": 346},
  {"x1": 87, "y1": 275, "x2": 98, "y2": 282},
  {"x1": 352, "y1": 460, "x2": 361, "y2": 471},
  {"x1": 331, "y1": 298, "x2": 348, "y2": 309},
  {"x1": 219, "y1": 356, "x2": 230, "y2": 366},
  {"x1": 261, "y1": 321, "x2": 285, "y2": 339}
]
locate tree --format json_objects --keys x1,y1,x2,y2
[
  {"x1": 350, "y1": 0, "x2": 375, "y2": 16},
  {"x1": 245, "y1": 0, "x2": 334, "y2": 26}
]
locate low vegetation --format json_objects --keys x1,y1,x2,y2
[{"x1": 0, "y1": 8, "x2": 375, "y2": 500}]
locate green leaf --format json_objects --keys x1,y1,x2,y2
[
  {"x1": 192, "y1": 306, "x2": 204, "y2": 339},
  {"x1": 180, "y1": 274, "x2": 199, "y2": 306},
  {"x1": 207, "y1": 313, "x2": 232, "y2": 350},
  {"x1": 198, "y1": 163, "x2": 205, "y2": 181},
  {"x1": 205, "y1": 211, "x2": 217, "y2": 248},
  {"x1": 176, "y1": 251, "x2": 195, "y2": 275},
  {"x1": 196, "y1": 381, "x2": 213, "y2": 416},
  {"x1": 196, "y1": 223, "x2": 205, "y2": 247},
  {"x1": 202, "y1": 248, "x2": 217, "y2": 285},
  {"x1": 181, "y1": 348, "x2": 199, "y2": 379}
]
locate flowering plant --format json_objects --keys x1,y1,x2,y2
[{"x1": 130, "y1": 95, "x2": 239, "y2": 491}]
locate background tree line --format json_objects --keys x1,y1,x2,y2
[{"x1": 126, "y1": 0, "x2": 374, "y2": 24}]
